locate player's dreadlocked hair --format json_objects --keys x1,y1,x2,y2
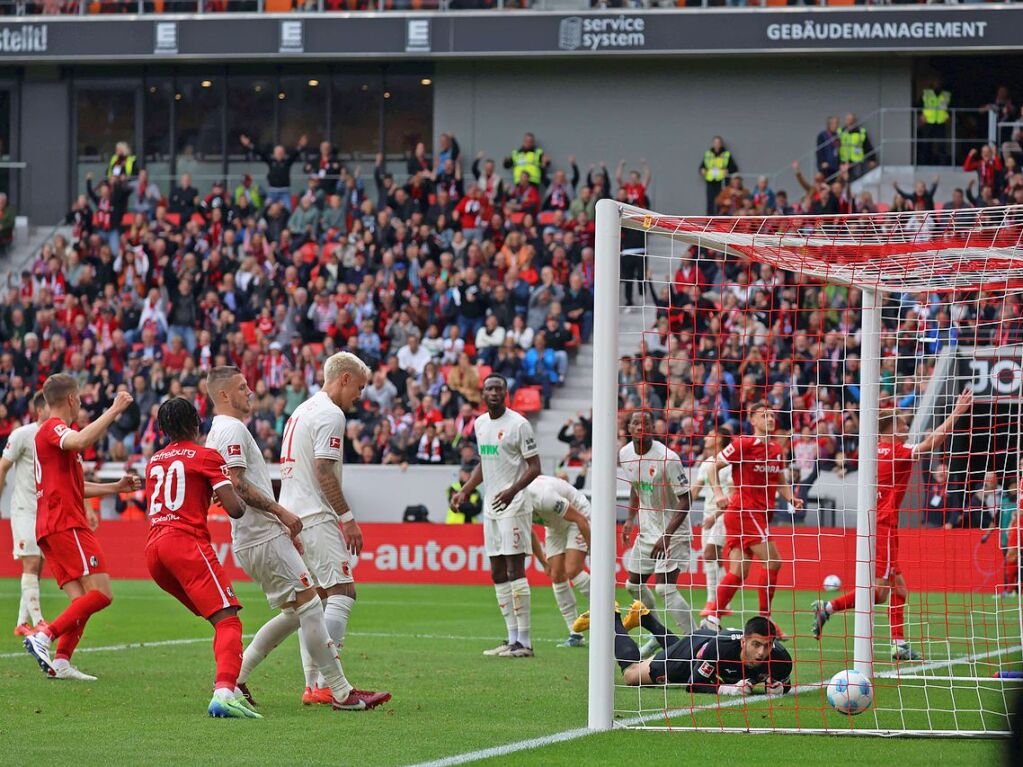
[{"x1": 157, "y1": 397, "x2": 201, "y2": 443}]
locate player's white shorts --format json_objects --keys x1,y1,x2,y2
[
  {"x1": 235, "y1": 533, "x2": 317, "y2": 609},
  {"x1": 544, "y1": 522, "x2": 587, "y2": 559},
  {"x1": 623, "y1": 532, "x2": 693, "y2": 575},
  {"x1": 298, "y1": 519, "x2": 355, "y2": 589},
  {"x1": 703, "y1": 514, "x2": 726, "y2": 549},
  {"x1": 10, "y1": 512, "x2": 40, "y2": 559},
  {"x1": 484, "y1": 513, "x2": 531, "y2": 557}
]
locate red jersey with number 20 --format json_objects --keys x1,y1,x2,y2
[
  {"x1": 720, "y1": 436, "x2": 787, "y2": 516},
  {"x1": 876, "y1": 440, "x2": 916, "y2": 529},
  {"x1": 34, "y1": 417, "x2": 87, "y2": 540},
  {"x1": 145, "y1": 441, "x2": 233, "y2": 545}
]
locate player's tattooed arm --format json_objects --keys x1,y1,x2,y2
[
  {"x1": 315, "y1": 457, "x2": 363, "y2": 555},
  {"x1": 227, "y1": 466, "x2": 303, "y2": 539}
]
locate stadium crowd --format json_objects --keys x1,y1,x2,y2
[{"x1": 0, "y1": 130, "x2": 613, "y2": 476}]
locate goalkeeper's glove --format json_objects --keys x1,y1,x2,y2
[
  {"x1": 765, "y1": 680, "x2": 787, "y2": 697},
  {"x1": 718, "y1": 680, "x2": 753, "y2": 697}
]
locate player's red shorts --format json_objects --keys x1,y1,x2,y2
[
  {"x1": 145, "y1": 530, "x2": 241, "y2": 619},
  {"x1": 875, "y1": 524, "x2": 901, "y2": 580},
  {"x1": 722, "y1": 510, "x2": 770, "y2": 560},
  {"x1": 38, "y1": 527, "x2": 107, "y2": 588}
]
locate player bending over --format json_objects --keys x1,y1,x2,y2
[
  {"x1": 143, "y1": 398, "x2": 259, "y2": 718},
  {"x1": 451, "y1": 374, "x2": 541, "y2": 658},
  {"x1": 0, "y1": 392, "x2": 49, "y2": 636},
  {"x1": 705, "y1": 403, "x2": 802, "y2": 631},
  {"x1": 596, "y1": 603, "x2": 792, "y2": 694},
  {"x1": 688, "y1": 426, "x2": 733, "y2": 618},
  {"x1": 618, "y1": 410, "x2": 696, "y2": 656},
  {"x1": 23, "y1": 374, "x2": 140, "y2": 681},
  {"x1": 279, "y1": 352, "x2": 391, "y2": 706},
  {"x1": 207, "y1": 365, "x2": 388, "y2": 711},
  {"x1": 526, "y1": 473, "x2": 592, "y2": 647},
  {"x1": 813, "y1": 390, "x2": 973, "y2": 660}
]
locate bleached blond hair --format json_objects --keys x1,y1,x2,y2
[{"x1": 323, "y1": 351, "x2": 371, "y2": 384}]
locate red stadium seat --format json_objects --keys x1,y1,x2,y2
[
  {"x1": 476, "y1": 364, "x2": 492, "y2": 382},
  {"x1": 512, "y1": 387, "x2": 542, "y2": 413},
  {"x1": 566, "y1": 323, "x2": 582, "y2": 350},
  {"x1": 240, "y1": 321, "x2": 258, "y2": 346},
  {"x1": 538, "y1": 211, "x2": 558, "y2": 226},
  {"x1": 165, "y1": 212, "x2": 181, "y2": 227}
]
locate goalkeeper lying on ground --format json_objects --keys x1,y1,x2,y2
[{"x1": 595, "y1": 602, "x2": 792, "y2": 694}]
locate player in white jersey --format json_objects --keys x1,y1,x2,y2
[
  {"x1": 0, "y1": 393, "x2": 48, "y2": 635},
  {"x1": 688, "y1": 426, "x2": 734, "y2": 618},
  {"x1": 526, "y1": 473, "x2": 592, "y2": 647},
  {"x1": 206, "y1": 366, "x2": 389, "y2": 711},
  {"x1": 451, "y1": 374, "x2": 541, "y2": 658},
  {"x1": 279, "y1": 352, "x2": 391, "y2": 705},
  {"x1": 618, "y1": 411, "x2": 696, "y2": 654}
]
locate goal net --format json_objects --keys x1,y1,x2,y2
[{"x1": 587, "y1": 199, "x2": 1023, "y2": 737}]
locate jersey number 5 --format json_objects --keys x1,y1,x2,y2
[{"x1": 149, "y1": 460, "x2": 186, "y2": 515}]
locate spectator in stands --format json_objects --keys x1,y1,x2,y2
[
  {"x1": 892, "y1": 176, "x2": 939, "y2": 210},
  {"x1": 107, "y1": 141, "x2": 138, "y2": 180},
  {"x1": 472, "y1": 152, "x2": 506, "y2": 207},
  {"x1": 558, "y1": 410, "x2": 592, "y2": 468},
  {"x1": 751, "y1": 176, "x2": 776, "y2": 214},
  {"x1": 447, "y1": 352, "x2": 481, "y2": 407},
  {"x1": 615, "y1": 158, "x2": 650, "y2": 208},
  {"x1": 239, "y1": 132, "x2": 308, "y2": 211},
  {"x1": 963, "y1": 144, "x2": 1004, "y2": 192},
  {"x1": 0, "y1": 192, "x2": 15, "y2": 254},
  {"x1": 522, "y1": 331, "x2": 559, "y2": 409},
  {"x1": 397, "y1": 333, "x2": 432, "y2": 377},
  {"x1": 699, "y1": 135, "x2": 737, "y2": 215},
  {"x1": 475, "y1": 313, "x2": 505, "y2": 366},
  {"x1": 129, "y1": 169, "x2": 162, "y2": 219},
  {"x1": 169, "y1": 172, "x2": 199, "y2": 219},
  {"x1": 504, "y1": 132, "x2": 549, "y2": 188},
  {"x1": 816, "y1": 115, "x2": 841, "y2": 176},
  {"x1": 562, "y1": 270, "x2": 594, "y2": 343},
  {"x1": 839, "y1": 112, "x2": 876, "y2": 181}
]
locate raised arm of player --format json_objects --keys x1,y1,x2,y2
[
  {"x1": 494, "y1": 454, "x2": 541, "y2": 510},
  {"x1": 913, "y1": 389, "x2": 974, "y2": 457},
  {"x1": 214, "y1": 481, "x2": 246, "y2": 520},
  {"x1": 227, "y1": 465, "x2": 303, "y2": 541},
  {"x1": 563, "y1": 505, "x2": 591, "y2": 549},
  {"x1": 84, "y1": 473, "x2": 142, "y2": 499},
  {"x1": 60, "y1": 391, "x2": 134, "y2": 453}
]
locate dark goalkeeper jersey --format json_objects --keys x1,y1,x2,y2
[{"x1": 648, "y1": 628, "x2": 793, "y2": 692}]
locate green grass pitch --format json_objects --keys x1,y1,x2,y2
[{"x1": 0, "y1": 578, "x2": 1017, "y2": 766}]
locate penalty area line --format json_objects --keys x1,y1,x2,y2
[{"x1": 403, "y1": 642, "x2": 1023, "y2": 767}]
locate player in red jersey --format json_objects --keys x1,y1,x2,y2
[
  {"x1": 23, "y1": 374, "x2": 141, "y2": 681},
  {"x1": 142, "y1": 397, "x2": 259, "y2": 718},
  {"x1": 813, "y1": 389, "x2": 973, "y2": 660},
  {"x1": 704, "y1": 402, "x2": 802, "y2": 630}
]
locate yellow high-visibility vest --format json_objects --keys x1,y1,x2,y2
[
  {"x1": 108, "y1": 154, "x2": 137, "y2": 178},
  {"x1": 510, "y1": 148, "x2": 544, "y2": 185},
  {"x1": 922, "y1": 89, "x2": 951, "y2": 125},
  {"x1": 838, "y1": 128, "x2": 866, "y2": 163},
  {"x1": 702, "y1": 149, "x2": 730, "y2": 182}
]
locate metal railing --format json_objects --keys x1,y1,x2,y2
[{"x1": 3, "y1": 0, "x2": 1018, "y2": 15}]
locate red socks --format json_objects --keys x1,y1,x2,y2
[
  {"x1": 889, "y1": 591, "x2": 906, "y2": 642},
  {"x1": 213, "y1": 616, "x2": 243, "y2": 690},
  {"x1": 829, "y1": 590, "x2": 857, "y2": 613},
  {"x1": 715, "y1": 572, "x2": 742, "y2": 616},
  {"x1": 46, "y1": 591, "x2": 112, "y2": 660},
  {"x1": 757, "y1": 570, "x2": 776, "y2": 615}
]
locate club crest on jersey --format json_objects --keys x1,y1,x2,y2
[
  {"x1": 300, "y1": 574, "x2": 312, "y2": 588},
  {"x1": 220, "y1": 465, "x2": 230, "y2": 479},
  {"x1": 648, "y1": 466, "x2": 656, "y2": 478},
  {"x1": 497, "y1": 430, "x2": 505, "y2": 442},
  {"x1": 227, "y1": 444, "x2": 242, "y2": 457},
  {"x1": 226, "y1": 586, "x2": 235, "y2": 598},
  {"x1": 329, "y1": 436, "x2": 342, "y2": 449},
  {"x1": 89, "y1": 555, "x2": 98, "y2": 567}
]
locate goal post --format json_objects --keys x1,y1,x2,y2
[{"x1": 588, "y1": 200, "x2": 1023, "y2": 736}]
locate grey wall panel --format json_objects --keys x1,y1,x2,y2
[
  {"x1": 20, "y1": 78, "x2": 70, "y2": 226},
  {"x1": 435, "y1": 56, "x2": 913, "y2": 215}
]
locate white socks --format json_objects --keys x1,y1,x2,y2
[
  {"x1": 626, "y1": 581, "x2": 656, "y2": 609},
  {"x1": 657, "y1": 583, "x2": 695, "y2": 635},
  {"x1": 239, "y1": 609, "x2": 300, "y2": 684},
  {"x1": 20, "y1": 573, "x2": 42, "y2": 626},
  {"x1": 296, "y1": 597, "x2": 350, "y2": 700},
  {"x1": 552, "y1": 581, "x2": 578, "y2": 633},
  {"x1": 510, "y1": 577, "x2": 532, "y2": 648},
  {"x1": 323, "y1": 594, "x2": 354, "y2": 649},
  {"x1": 703, "y1": 558, "x2": 722, "y2": 605},
  {"x1": 494, "y1": 581, "x2": 517, "y2": 645},
  {"x1": 572, "y1": 571, "x2": 591, "y2": 599}
]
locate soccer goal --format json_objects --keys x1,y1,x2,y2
[{"x1": 588, "y1": 198, "x2": 1023, "y2": 737}]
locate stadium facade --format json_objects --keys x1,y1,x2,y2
[{"x1": 0, "y1": 4, "x2": 1021, "y2": 224}]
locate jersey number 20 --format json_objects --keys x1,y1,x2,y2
[{"x1": 149, "y1": 460, "x2": 186, "y2": 515}]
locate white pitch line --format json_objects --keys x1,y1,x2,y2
[{"x1": 402, "y1": 643, "x2": 1022, "y2": 767}]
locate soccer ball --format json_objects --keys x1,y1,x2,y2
[
  {"x1": 823, "y1": 575, "x2": 842, "y2": 592},
  {"x1": 826, "y1": 669, "x2": 874, "y2": 715}
]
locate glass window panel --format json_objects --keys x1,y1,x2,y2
[
  {"x1": 175, "y1": 77, "x2": 224, "y2": 189},
  {"x1": 383, "y1": 73, "x2": 433, "y2": 158},
  {"x1": 76, "y1": 87, "x2": 135, "y2": 195},
  {"x1": 227, "y1": 75, "x2": 276, "y2": 198},
  {"x1": 143, "y1": 79, "x2": 173, "y2": 190},
  {"x1": 278, "y1": 75, "x2": 327, "y2": 149},
  {"x1": 331, "y1": 73, "x2": 381, "y2": 163}
]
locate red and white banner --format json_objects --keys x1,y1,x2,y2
[{"x1": 0, "y1": 521, "x2": 1006, "y2": 593}]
